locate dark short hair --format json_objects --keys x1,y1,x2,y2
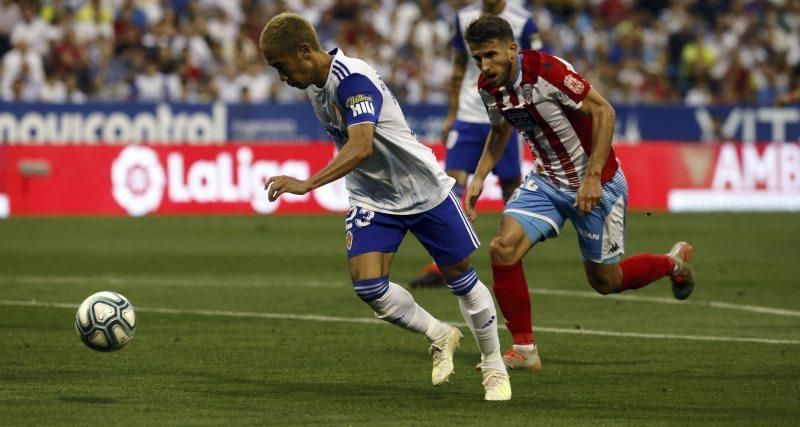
[{"x1": 464, "y1": 15, "x2": 515, "y2": 46}]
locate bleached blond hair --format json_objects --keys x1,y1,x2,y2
[{"x1": 259, "y1": 12, "x2": 322, "y2": 58}]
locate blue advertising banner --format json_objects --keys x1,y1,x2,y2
[{"x1": 1, "y1": 102, "x2": 798, "y2": 144}]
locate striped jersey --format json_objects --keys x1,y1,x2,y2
[
  {"x1": 452, "y1": 2, "x2": 538, "y2": 124},
  {"x1": 307, "y1": 48, "x2": 454, "y2": 214},
  {"x1": 478, "y1": 50, "x2": 619, "y2": 191}
]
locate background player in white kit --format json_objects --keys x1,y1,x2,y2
[
  {"x1": 259, "y1": 12, "x2": 510, "y2": 401},
  {"x1": 463, "y1": 15, "x2": 696, "y2": 371},
  {"x1": 411, "y1": 0, "x2": 539, "y2": 288}
]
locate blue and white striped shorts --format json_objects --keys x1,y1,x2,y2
[
  {"x1": 345, "y1": 191, "x2": 480, "y2": 266},
  {"x1": 504, "y1": 169, "x2": 628, "y2": 264}
]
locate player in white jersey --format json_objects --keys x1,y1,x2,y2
[
  {"x1": 411, "y1": 0, "x2": 539, "y2": 288},
  {"x1": 463, "y1": 15, "x2": 696, "y2": 371},
  {"x1": 259, "y1": 12, "x2": 510, "y2": 400}
]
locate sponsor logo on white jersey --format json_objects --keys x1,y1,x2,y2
[{"x1": 346, "y1": 94, "x2": 375, "y2": 117}]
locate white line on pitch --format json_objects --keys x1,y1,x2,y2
[
  {"x1": 2, "y1": 299, "x2": 799, "y2": 346},
  {"x1": 529, "y1": 288, "x2": 800, "y2": 318},
  {"x1": 0, "y1": 275, "x2": 339, "y2": 289},
  {"x1": 3, "y1": 275, "x2": 800, "y2": 319}
]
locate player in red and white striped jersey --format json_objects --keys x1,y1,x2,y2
[{"x1": 462, "y1": 15, "x2": 696, "y2": 372}]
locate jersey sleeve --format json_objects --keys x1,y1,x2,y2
[
  {"x1": 537, "y1": 52, "x2": 591, "y2": 109},
  {"x1": 451, "y1": 14, "x2": 466, "y2": 53},
  {"x1": 336, "y1": 73, "x2": 384, "y2": 127},
  {"x1": 479, "y1": 89, "x2": 504, "y2": 126},
  {"x1": 518, "y1": 17, "x2": 539, "y2": 50}
]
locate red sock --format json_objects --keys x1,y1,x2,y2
[
  {"x1": 619, "y1": 254, "x2": 676, "y2": 291},
  {"x1": 491, "y1": 262, "x2": 535, "y2": 345}
]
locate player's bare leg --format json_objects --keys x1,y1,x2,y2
[
  {"x1": 583, "y1": 241, "x2": 695, "y2": 300},
  {"x1": 440, "y1": 256, "x2": 510, "y2": 400},
  {"x1": 489, "y1": 215, "x2": 542, "y2": 372},
  {"x1": 582, "y1": 262, "x2": 623, "y2": 295},
  {"x1": 348, "y1": 252, "x2": 460, "y2": 386}
]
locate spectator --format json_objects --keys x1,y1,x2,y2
[
  {"x1": 65, "y1": 74, "x2": 87, "y2": 103},
  {"x1": 0, "y1": 0, "x2": 21, "y2": 57},
  {"x1": 207, "y1": 7, "x2": 240, "y2": 63},
  {"x1": 4, "y1": 64, "x2": 41, "y2": 102},
  {"x1": 76, "y1": 0, "x2": 114, "y2": 25},
  {"x1": 40, "y1": 66, "x2": 68, "y2": 103},
  {"x1": 0, "y1": 0, "x2": 797, "y2": 106},
  {"x1": 135, "y1": 59, "x2": 168, "y2": 102},
  {"x1": 75, "y1": 2, "x2": 115, "y2": 45},
  {"x1": 211, "y1": 63, "x2": 242, "y2": 103},
  {"x1": 685, "y1": 77, "x2": 713, "y2": 106},
  {"x1": 236, "y1": 61, "x2": 272, "y2": 103},
  {"x1": 2, "y1": 40, "x2": 44, "y2": 101},
  {"x1": 11, "y1": 3, "x2": 51, "y2": 56}
]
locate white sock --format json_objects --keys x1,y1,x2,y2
[
  {"x1": 457, "y1": 281, "x2": 505, "y2": 372},
  {"x1": 481, "y1": 349, "x2": 504, "y2": 370},
  {"x1": 424, "y1": 319, "x2": 449, "y2": 343},
  {"x1": 513, "y1": 343, "x2": 536, "y2": 352},
  {"x1": 368, "y1": 282, "x2": 440, "y2": 338}
]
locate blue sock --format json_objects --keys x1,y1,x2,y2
[
  {"x1": 352, "y1": 276, "x2": 389, "y2": 302},
  {"x1": 446, "y1": 267, "x2": 478, "y2": 296}
]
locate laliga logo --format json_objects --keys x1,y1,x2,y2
[
  {"x1": 112, "y1": 146, "x2": 165, "y2": 216},
  {"x1": 110, "y1": 145, "x2": 350, "y2": 216}
]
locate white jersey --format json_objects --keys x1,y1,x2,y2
[
  {"x1": 307, "y1": 48, "x2": 455, "y2": 215},
  {"x1": 452, "y1": 2, "x2": 539, "y2": 124}
]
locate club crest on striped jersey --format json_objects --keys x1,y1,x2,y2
[
  {"x1": 522, "y1": 84, "x2": 534, "y2": 104},
  {"x1": 564, "y1": 74, "x2": 585, "y2": 94},
  {"x1": 345, "y1": 230, "x2": 353, "y2": 250},
  {"x1": 345, "y1": 94, "x2": 375, "y2": 117}
]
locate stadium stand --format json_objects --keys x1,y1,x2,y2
[{"x1": 0, "y1": 0, "x2": 798, "y2": 106}]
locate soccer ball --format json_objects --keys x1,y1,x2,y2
[{"x1": 75, "y1": 291, "x2": 136, "y2": 352}]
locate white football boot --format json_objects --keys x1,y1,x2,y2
[
  {"x1": 481, "y1": 368, "x2": 512, "y2": 401},
  {"x1": 429, "y1": 325, "x2": 463, "y2": 386}
]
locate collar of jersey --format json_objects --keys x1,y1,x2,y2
[{"x1": 310, "y1": 47, "x2": 341, "y2": 91}]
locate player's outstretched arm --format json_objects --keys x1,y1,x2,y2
[
  {"x1": 575, "y1": 87, "x2": 615, "y2": 215},
  {"x1": 465, "y1": 120, "x2": 514, "y2": 221},
  {"x1": 266, "y1": 123, "x2": 374, "y2": 202}
]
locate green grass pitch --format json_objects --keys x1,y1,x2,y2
[{"x1": 1, "y1": 213, "x2": 799, "y2": 425}]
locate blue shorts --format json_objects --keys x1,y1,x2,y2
[
  {"x1": 504, "y1": 170, "x2": 628, "y2": 264},
  {"x1": 345, "y1": 192, "x2": 480, "y2": 266},
  {"x1": 445, "y1": 120, "x2": 521, "y2": 180}
]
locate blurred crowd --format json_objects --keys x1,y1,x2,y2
[{"x1": 1, "y1": 0, "x2": 798, "y2": 106}]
